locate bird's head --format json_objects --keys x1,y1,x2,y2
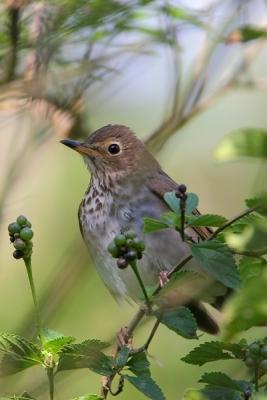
[{"x1": 61, "y1": 124, "x2": 158, "y2": 179}]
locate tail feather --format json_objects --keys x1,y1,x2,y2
[{"x1": 187, "y1": 301, "x2": 219, "y2": 335}]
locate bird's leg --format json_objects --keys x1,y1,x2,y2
[{"x1": 159, "y1": 270, "x2": 169, "y2": 287}]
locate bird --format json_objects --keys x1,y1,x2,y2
[{"x1": 61, "y1": 124, "x2": 223, "y2": 334}]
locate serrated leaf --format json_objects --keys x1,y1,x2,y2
[
  {"x1": 57, "y1": 339, "x2": 112, "y2": 375},
  {"x1": 42, "y1": 328, "x2": 66, "y2": 342},
  {"x1": 187, "y1": 214, "x2": 227, "y2": 228},
  {"x1": 160, "y1": 307, "x2": 197, "y2": 339},
  {"x1": 190, "y1": 240, "x2": 240, "y2": 289},
  {"x1": 143, "y1": 217, "x2": 169, "y2": 233},
  {"x1": 160, "y1": 212, "x2": 181, "y2": 229},
  {"x1": 223, "y1": 268, "x2": 267, "y2": 340},
  {"x1": 125, "y1": 375, "x2": 165, "y2": 400},
  {"x1": 201, "y1": 386, "x2": 242, "y2": 400},
  {"x1": 214, "y1": 128, "x2": 267, "y2": 161},
  {"x1": 0, "y1": 333, "x2": 42, "y2": 376},
  {"x1": 44, "y1": 336, "x2": 75, "y2": 355},
  {"x1": 115, "y1": 346, "x2": 130, "y2": 369},
  {"x1": 199, "y1": 372, "x2": 243, "y2": 392},
  {"x1": 245, "y1": 197, "x2": 267, "y2": 215},
  {"x1": 239, "y1": 257, "x2": 265, "y2": 284},
  {"x1": 181, "y1": 341, "x2": 245, "y2": 366},
  {"x1": 126, "y1": 351, "x2": 150, "y2": 377}
]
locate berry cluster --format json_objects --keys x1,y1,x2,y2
[
  {"x1": 107, "y1": 230, "x2": 145, "y2": 269},
  {"x1": 8, "y1": 216, "x2": 33, "y2": 260},
  {"x1": 244, "y1": 341, "x2": 267, "y2": 373},
  {"x1": 175, "y1": 183, "x2": 187, "y2": 200}
]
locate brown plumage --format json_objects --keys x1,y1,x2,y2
[{"x1": 61, "y1": 124, "x2": 224, "y2": 334}]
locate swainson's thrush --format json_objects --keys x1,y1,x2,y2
[{"x1": 61, "y1": 124, "x2": 221, "y2": 334}]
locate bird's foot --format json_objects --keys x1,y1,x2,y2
[
  {"x1": 116, "y1": 326, "x2": 133, "y2": 350},
  {"x1": 159, "y1": 270, "x2": 169, "y2": 287}
]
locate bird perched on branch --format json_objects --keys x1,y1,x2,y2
[{"x1": 61, "y1": 124, "x2": 223, "y2": 334}]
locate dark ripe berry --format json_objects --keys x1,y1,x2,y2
[
  {"x1": 132, "y1": 238, "x2": 145, "y2": 252},
  {"x1": 14, "y1": 238, "x2": 26, "y2": 250},
  {"x1": 10, "y1": 236, "x2": 15, "y2": 243},
  {"x1": 120, "y1": 246, "x2": 128, "y2": 254},
  {"x1": 124, "y1": 230, "x2": 137, "y2": 239},
  {"x1": 261, "y1": 346, "x2": 267, "y2": 358},
  {"x1": 114, "y1": 234, "x2": 126, "y2": 247},
  {"x1": 16, "y1": 215, "x2": 28, "y2": 226},
  {"x1": 249, "y1": 343, "x2": 261, "y2": 356},
  {"x1": 117, "y1": 257, "x2": 128, "y2": 269},
  {"x1": 245, "y1": 357, "x2": 255, "y2": 367},
  {"x1": 19, "y1": 227, "x2": 33, "y2": 241},
  {"x1": 107, "y1": 241, "x2": 120, "y2": 258},
  {"x1": 259, "y1": 359, "x2": 267, "y2": 373},
  {"x1": 124, "y1": 249, "x2": 137, "y2": 261},
  {"x1": 178, "y1": 184, "x2": 187, "y2": 193},
  {"x1": 14, "y1": 233, "x2": 20, "y2": 239},
  {"x1": 175, "y1": 192, "x2": 181, "y2": 199},
  {"x1": 137, "y1": 251, "x2": 143, "y2": 260},
  {"x1": 8, "y1": 222, "x2": 21, "y2": 235},
  {"x1": 13, "y1": 249, "x2": 24, "y2": 259}
]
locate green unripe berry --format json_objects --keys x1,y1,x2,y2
[
  {"x1": 132, "y1": 238, "x2": 145, "y2": 252},
  {"x1": 261, "y1": 346, "x2": 267, "y2": 358},
  {"x1": 124, "y1": 230, "x2": 137, "y2": 239},
  {"x1": 126, "y1": 238, "x2": 134, "y2": 247},
  {"x1": 8, "y1": 222, "x2": 21, "y2": 235},
  {"x1": 16, "y1": 215, "x2": 28, "y2": 226},
  {"x1": 107, "y1": 241, "x2": 120, "y2": 258},
  {"x1": 14, "y1": 238, "x2": 26, "y2": 250},
  {"x1": 19, "y1": 227, "x2": 33, "y2": 241},
  {"x1": 249, "y1": 343, "x2": 261, "y2": 356},
  {"x1": 114, "y1": 234, "x2": 127, "y2": 247},
  {"x1": 117, "y1": 257, "x2": 128, "y2": 269},
  {"x1": 13, "y1": 249, "x2": 24, "y2": 259},
  {"x1": 259, "y1": 360, "x2": 267, "y2": 373},
  {"x1": 124, "y1": 249, "x2": 137, "y2": 261},
  {"x1": 245, "y1": 357, "x2": 255, "y2": 367}
]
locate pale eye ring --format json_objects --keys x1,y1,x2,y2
[{"x1": 108, "y1": 143, "x2": 121, "y2": 155}]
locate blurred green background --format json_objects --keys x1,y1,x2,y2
[{"x1": 0, "y1": 0, "x2": 267, "y2": 398}]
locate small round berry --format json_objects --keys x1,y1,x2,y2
[
  {"x1": 19, "y1": 227, "x2": 33, "y2": 241},
  {"x1": 10, "y1": 236, "x2": 15, "y2": 243},
  {"x1": 124, "y1": 230, "x2": 137, "y2": 239},
  {"x1": 137, "y1": 251, "x2": 143, "y2": 260},
  {"x1": 132, "y1": 238, "x2": 145, "y2": 252},
  {"x1": 114, "y1": 234, "x2": 127, "y2": 247},
  {"x1": 16, "y1": 215, "x2": 28, "y2": 226},
  {"x1": 126, "y1": 238, "x2": 134, "y2": 247},
  {"x1": 107, "y1": 241, "x2": 120, "y2": 258},
  {"x1": 13, "y1": 249, "x2": 24, "y2": 259},
  {"x1": 261, "y1": 346, "x2": 267, "y2": 358},
  {"x1": 178, "y1": 184, "x2": 187, "y2": 193},
  {"x1": 14, "y1": 238, "x2": 26, "y2": 250},
  {"x1": 245, "y1": 357, "x2": 255, "y2": 367},
  {"x1": 259, "y1": 359, "x2": 267, "y2": 373},
  {"x1": 8, "y1": 222, "x2": 21, "y2": 235},
  {"x1": 249, "y1": 343, "x2": 261, "y2": 356},
  {"x1": 120, "y1": 246, "x2": 128, "y2": 254},
  {"x1": 117, "y1": 257, "x2": 128, "y2": 269},
  {"x1": 124, "y1": 249, "x2": 137, "y2": 261},
  {"x1": 26, "y1": 220, "x2": 32, "y2": 228}
]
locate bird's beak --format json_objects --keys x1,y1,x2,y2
[{"x1": 60, "y1": 139, "x2": 95, "y2": 156}]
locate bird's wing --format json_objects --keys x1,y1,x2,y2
[{"x1": 146, "y1": 169, "x2": 212, "y2": 241}]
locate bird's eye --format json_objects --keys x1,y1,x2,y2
[{"x1": 108, "y1": 143, "x2": 121, "y2": 155}]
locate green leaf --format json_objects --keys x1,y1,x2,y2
[
  {"x1": 160, "y1": 307, "x2": 197, "y2": 339},
  {"x1": 115, "y1": 346, "x2": 130, "y2": 369},
  {"x1": 181, "y1": 341, "x2": 245, "y2": 366},
  {"x1": 201, "y1": 386, "x2": 242, "y2": 400},
  {"x1": 214, "y1": 128, "x2": 267, "y2": 161},
  {"x1": 0, "y1": 333, "x2": 42, "y2": 376},
  {"x1": 42, "y1": 328, "x2": 75, "y2": 355},
  {"x1": 190, "y1": 240, "x2": 240, "y2": 289},
  {"x1": 57, "y1": 339, "x2": 113, "y2": 376},
  {"x1": 245, "y1": 196, "x2": 267, "y2": 215},
  {"x1": 143, "y1": 217, "x2": 169, "y2": 233},
  {"x1": 227, "y1": 26, "x2": 267, "y2": 42},
  {"x1": 124, "y1": 375, "x2": 165, "y2": 400},
  {"x1": 239, "y1": 257, "x2": 265, "y2": 284},
  {"x1": 223, "y1": 268, "x2": 267, "y2": 340},
  {"x1": 126, "y1": 351, "x2": 151, "y2": 377},
  {"x1": 199, "y1": 372, "x2": 243, "y2": 392},
  {"x1": 187, "y1": 214, "x2": 227, "y2": 228},
  {"x1": 160, "y1": 212, "x2": 181, "y2": 229},
  {"x1": 164, "y1": 191, "x2": 180, "y2": 214}
]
